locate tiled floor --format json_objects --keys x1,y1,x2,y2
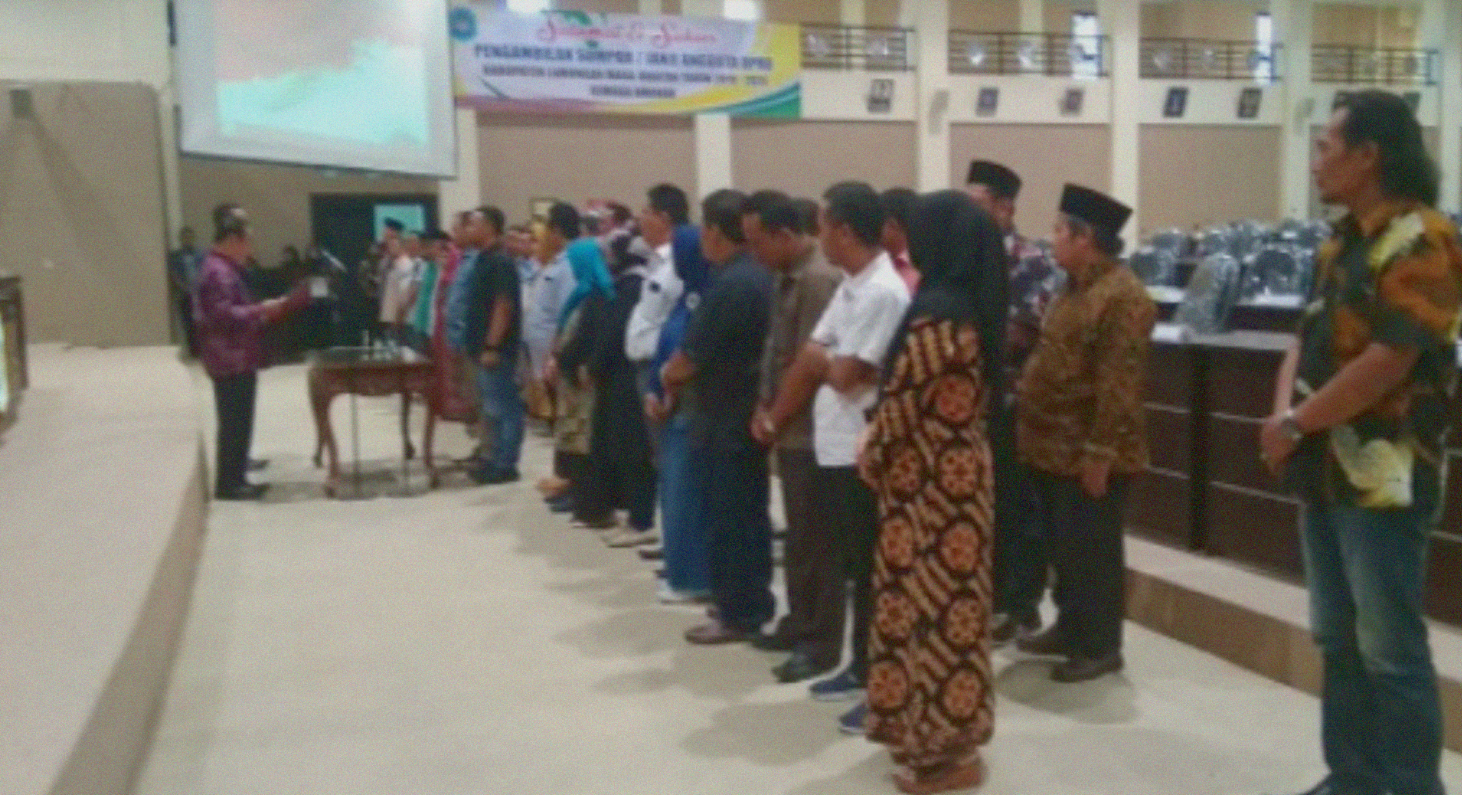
[{"x1": 134, "y1": 364, "x2": 1462, "y2": 795}]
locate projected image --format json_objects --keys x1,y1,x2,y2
[{"x1": 215, "y1": 0, "x2": 431, "y2": 149}]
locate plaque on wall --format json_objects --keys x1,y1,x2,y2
[
  {"x1": 976, "y1": 87, "x2": 999, "y2": 117},
  {"x1": 1060, "y1": 87, "x2": 1084, "y2": 117},
  {"x1": 1164, "y1": 87, "x2": 1189, "y2": 118},
  {"x1": 1238, "y1": 87, "x2": 1263, "y2": 119},
  {"x1": 867, "y1": 78, "x2": 894, "y2": 114}
]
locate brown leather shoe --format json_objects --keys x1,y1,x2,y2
[
  {"x1": 1015, "y1": 625, "x2": 1069, "y2": 657},
  {"x1": 1052, "y1": 653, "x2": 1124, "y2": 683},
  {"x1": 685, "y1": 620, "x2": 751, "y2": 645}
]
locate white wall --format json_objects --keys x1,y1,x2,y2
[
  {"x1": 947, "y1": 75, "x2": 1112, "y2": 124},
  {"x1": 0, "y1": 0, "x2": 170, "y2": 86},
  {"x1": 1139, "y1": 80, "x2": 1283, "y2": 126},
  {"x1": 800, "y1": 69, "x2": 919, "y2": 121}
]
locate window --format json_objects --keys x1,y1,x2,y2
[
  {"x1": 1254, "y1": 12, "x2": 1275, "y2": 82},
  {"x1": 1072, "y1": 11, "x2": 1101, "y2": 79},
  {"x1": 507, "y1": 0, "x2": 551, "y2": 13},
  {"x1": 724, "y1": 0, "x2": 761, "y2": 22}
]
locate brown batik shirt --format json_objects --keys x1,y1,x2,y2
[
  {"x1": 760, "y1": 246, "x2": 841, "y2": 452},
  {"x1": 1017, "y1": 258, "x2": 1157, "y2": 476}
]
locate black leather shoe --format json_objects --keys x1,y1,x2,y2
[
  {"x1": 215, "y1": 483, "x2": 268, "y2": 501},
  {"x1": 1052, "y1": 653, "x2": 1123, "y2": 683},
  {"x1": 991, "y1": 612, "x2": 1042, "y2": 646},
  {"x1": 1015, "y1": 625, "x2": 1069, "y2": 657},
  {"x1": 751, "y1": 632, "x2": 799, "y2": 653},
  {"x1": 772, "y1": 652, "x2": 835, "y2": 684}
]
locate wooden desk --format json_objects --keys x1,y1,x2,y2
[
  {"x1": 1133, "y1": 318, "x2": 1462, "y2": 626},
  {"x1": 308, "y1": 347, "x2": 440, "y2": 497}
]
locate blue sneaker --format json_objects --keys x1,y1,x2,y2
[
  {"x1": 837, "y1": 701, "x2": 868, "y2": 735},
  {"x1": 808, "y1": 668, "x2": 864, "y2": 702}
]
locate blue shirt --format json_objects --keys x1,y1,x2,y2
[
  {"x1": 523, "y1": 251, "x2": 575, "y2": 355},
  {"x1": 444, "y1": 248, "x2": 479, "y2": 353}
]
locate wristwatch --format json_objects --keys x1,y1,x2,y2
[{"x1": 1279, "y1": 408, "x2": 1305, "y2": 444}]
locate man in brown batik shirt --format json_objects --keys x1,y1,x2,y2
[{"x1": 1014, "y1": 184, "x2": 1156, "y2": 684}]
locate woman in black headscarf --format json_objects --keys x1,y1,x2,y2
[{"x1": 858, "y1": 190, "x2": 1007, "y2": 794}]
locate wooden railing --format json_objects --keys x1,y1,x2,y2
[
  {"x1": 1139, "y1": 38, "x2": 1281, "y2": 81},
  {"x1": 948, "y1": 31, "x2": 1108, "y2": 77},
  {"x1": 1311, "y1": 46, "x2": 1438, "y2": 85},
  {"x1": 801, "y1": 24, "x2": 915, "y2": 71}
]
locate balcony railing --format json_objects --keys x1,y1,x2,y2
[
  {"x1": 1140, "y1": 38, "x2": 1282, "y2": 81},
  {"x1": 949, "y1": 31, "x2": 1108, "y2": 77},
  {"x1": 801, "y1": 25, "x2": 915, "y2": 71},
  {"x1": 1311, "y1": 46, "x2": 1438, "y2": 85}
]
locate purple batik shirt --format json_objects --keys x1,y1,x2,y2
[{"x1": 194, "y1": 251, "x2": 267, "y2": 378}]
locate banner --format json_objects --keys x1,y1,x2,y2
[{"x1": 450, "y1": 7, "x2": 801, "y2": 118}]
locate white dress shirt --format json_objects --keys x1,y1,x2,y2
[
  {"x1": 809, "y1": 251, "x2": 911, "y2": 467},
  {"x1": 624, "y1": 242, "x2": 682, "y2": 363}
]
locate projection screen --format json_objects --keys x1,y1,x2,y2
[{"x1": 174, "y1": 0, "x2": 456, "y2": 177}]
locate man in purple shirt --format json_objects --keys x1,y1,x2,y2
[{"x1": 195, "y1": 203, "x2": 307, "y2": 501}]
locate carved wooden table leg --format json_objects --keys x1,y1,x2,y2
[{"x1": 310, "y1": 376, "x2": 342, "y2": 498}]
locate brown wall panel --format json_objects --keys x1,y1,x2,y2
[
  {"x1": 179, "y1": 158, "x2": 435, "y2": 273},
  {"x1": 765, "y1": 0, "x2": 839, "y2": 24},
  {"x1": 0, "y1": 82, "x2": 169, "y2": 346},
  {"x1": 732, "y1": 119, "x2": 916, "y2": 198},
  {"x1": 1148, "y1": 407, "x2": 1192, "y2": 474},
  {"x1": 479, "y1": 112, "x2": 696, "y2": 222},
  {"x1": 1207, "y1": 487, "x2": 1304, "y2": 577},
  {"x1": 950, "y1": 0, "x2": 1020, "y2": 31},
  {"x1": 1127, "y1": 471, "x2": 1191, "y2": 547},
  {"x1": 950, "y1": 124, "x2": 1111, "y2": 239},
  {"x1": 1139, "y1": 125, "x2": 1282, "y2": 234}
]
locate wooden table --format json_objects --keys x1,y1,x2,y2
[{"x1": 308, "y1": 347, "x2": 440, "y2": 497}]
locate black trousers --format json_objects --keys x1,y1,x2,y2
[
  {"x1": 175, "y1": 294, "x2": 198, "y2": 357},
  {"x1": 211, "y1": 373, "x2": 258, "y2": 494},
  {"x1": 586, "y1": 444, "x2": 657, "y2": 531},
  {"x1": 1031, "y1": 469, "x2": 1131, "y2": 660},
  {"x1": 993, "y1": 414, "x2": 1049, "y2": 623},
  {"x1": 772, "y1": 450, "x2": 846, "y2": 668},
  {"x1": 701, "y1": 443, "x2": 775, "y2": 633},
  {"x1": 816, "y1": 464, "x2": 879, "y2": 679}
]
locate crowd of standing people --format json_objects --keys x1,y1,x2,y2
[{"x1": 181, "y1": 91, "x2": 1461, "y2": 795}]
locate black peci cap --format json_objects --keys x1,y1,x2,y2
[
  {"x1": 966, "y1": 160, "x2": 1022, "y2": 200},
  {"x1": 1058, "y1": 184, "x2": 1132, "y2": 236}
]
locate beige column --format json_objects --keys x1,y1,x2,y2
[
  {"x1": 1098, "y1": 0, "x2": 1140, "y2": 230},
  {"x1": 1273, "y1": 0, "x2": 1314, "y2": 220},
  {"x1": 1021, "y1": 0, "x2": 1044, "y2": 32},
  {"x1": 1422, "y1": 0, "x2": 1462, "y2": 212},
  {"x1": 911, "y1": 0, "x2": 951, "y2": 191}
]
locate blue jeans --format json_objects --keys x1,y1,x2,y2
[
  {"x1": 476, "y1": 359, "x2": 525, "y2": 472},
  {"x1": 659, "y1": 411, "x2": 708, "y2": 594},
  {"x1": 1301, "y1": 502, "x2": 1444, "y2": 795}
]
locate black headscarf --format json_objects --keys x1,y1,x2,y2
[{"x1": 885, "y1": 190, "x2": 1010, "y2": 406}]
